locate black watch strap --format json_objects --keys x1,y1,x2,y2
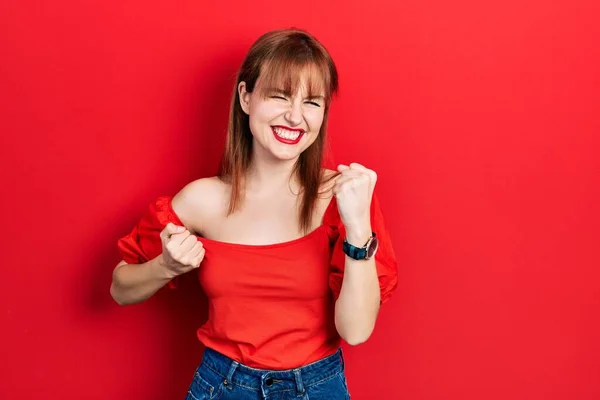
[{"x1": 343, "y1": 232, "x2": 376, "y2": 260}]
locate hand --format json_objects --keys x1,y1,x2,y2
[
  {"x1": 334, "y1": 163, "x2": 377, "y2": 241},
  {"x1": 159, "y1": 223, "x2": 205, "y2": 278}
]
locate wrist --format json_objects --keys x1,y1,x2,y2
[
  {"x1": 152, "y1": 254, "x2": 176, "y2": 280},
  {"x1": 345, "y1": 225, "x2": 373, "y2": 246}
]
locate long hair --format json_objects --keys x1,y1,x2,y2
[{"x1": 219, "y1": 28, "x2": 339, "y2": 233}]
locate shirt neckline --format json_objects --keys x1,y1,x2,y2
[
  {"x1": 197, "y1": 223, "x2": 329, "y2": 249},
  {"x1": 166, "y1": 195, "x2": 337, "y2": 250}
]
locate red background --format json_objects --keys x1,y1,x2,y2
[{"x1": 1, "y1": 1, "x2": 599, "y2": 399}]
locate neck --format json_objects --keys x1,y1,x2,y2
[{"x1": 246, "y1": 144, "x2": 300, "y2": 194}]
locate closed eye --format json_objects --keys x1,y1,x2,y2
[{"x1": 305, "y1": 101, "x2": 322, "y2": 107}]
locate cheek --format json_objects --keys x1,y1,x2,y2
[
  {"x1": 306, "y1": 110, "x2": 325, "y2": 132},
  {"x1": 248, "y1": 103, "x2": 277, "y2": 135},
  {"x1": 252, "y1": 101, "x2": 285, "y2": 121}
]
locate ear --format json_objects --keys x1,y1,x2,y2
[{"x1": 238, "y1": 81, "x2": 251, "y2": 115}]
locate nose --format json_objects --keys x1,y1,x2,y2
[{"x1": 284, "y1": 100, "x2": 303, "y2": 126}]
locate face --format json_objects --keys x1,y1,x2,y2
[{"x1": 238, "y1": 72, "x2": 326, "y2": 162}]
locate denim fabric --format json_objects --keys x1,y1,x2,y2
[{"x1": 185, "y1": 347, "x2": 351, "y2": 400}]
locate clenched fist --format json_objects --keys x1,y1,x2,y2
[
  {"x1": 159, "y1": 222, "x2": 205, "y2": 278},
  {"x1": 334, "y1": 163, "x2": 377, "y2": 230}
]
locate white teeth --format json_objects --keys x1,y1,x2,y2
[{"x1": 274, "y1": 127, "x2": 301, "y2": 140}]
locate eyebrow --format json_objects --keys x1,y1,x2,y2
[
  {"x1": 265, "y1": 88, "x2": 291, "y2": 96},
  {"x1": 265, "y1": 88, "x2": 325, "y2": 101}
]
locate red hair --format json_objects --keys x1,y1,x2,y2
[{"x1": 219, "y1": 28, "x2": 339, "y2": 233}]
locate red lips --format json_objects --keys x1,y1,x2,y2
[{"x1": 271, "y1": 126, "x2": 305, "y2": 145}]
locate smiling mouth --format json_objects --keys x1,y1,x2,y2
[{"x1": 271, "y1": 126, "x2": 305, "y2": 144}]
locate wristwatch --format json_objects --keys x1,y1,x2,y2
[{"x1": 343, "y1": 232, "x2": 378, "y2": 260}]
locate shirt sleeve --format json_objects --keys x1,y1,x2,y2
[
  {"x1": 117, "y1": 195, "x2": 182, "y2": 289},
  {"x1": 327, "y1": 192, "x2": 399, "y2": 305}
]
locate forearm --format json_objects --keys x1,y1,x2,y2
[
  {"x1": 110, "y1": 254, "x2": 173, "y2": 306},
  {"x1": 334, "y1": 228, "x2": 381, "y2": 345}
]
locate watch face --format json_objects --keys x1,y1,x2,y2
[{"x1": 367, "y1": 236, "x2": 379, "y2": 259}]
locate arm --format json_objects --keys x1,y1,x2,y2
[
  {"x1": 110, "y1": 255, "x2": 174, "y2": 306},
  {"x1": 334, "y1": 228, "x2": 381, "y2": 346},
  {"x1": 111, "y1": 180, "x2": 214, "y2": 306},
  {"x1": 331, "y1": 163, "x2": 396, "y2": 345}
]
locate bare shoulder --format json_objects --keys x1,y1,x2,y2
[{"x1": 171, "y1": 176, "x2": 228, "y2": 234}]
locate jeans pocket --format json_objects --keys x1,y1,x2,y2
[
  {"x1": 306, "y1": 372, "x2": 349, "y2": 400},
  {"x1": 336, "y1": 372, "x2": 351, "y2": 399},
  {"x1": 186, "y1": 364, "x2": 224, "y2": 400}
]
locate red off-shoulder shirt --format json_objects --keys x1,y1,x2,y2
[{"x1": 117, "y1": 193, "x2": 398, "y2": 369}]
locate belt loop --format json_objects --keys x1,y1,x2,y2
[
  {"x1": 293, "y1": 368, "x2": 305, "y2": 396},
  {"x1": 224, "y1": 360, "x2": 239, "y2": 388}
]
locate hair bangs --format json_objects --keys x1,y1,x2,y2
[
  {"x1": 257, "y1": 54, "x2": 332, "y2": 104},
  {"x1": 222, "y1": 28, "x2": 339, "y2": 232}
]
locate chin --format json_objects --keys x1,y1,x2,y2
[
  {"x1": 270, "y1": 149, "x2": 303, "y2": 161},
  {"x1": 266, "y1": 140, "x2": 308, "y2": 161}
]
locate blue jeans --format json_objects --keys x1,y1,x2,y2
[{"x1": 185, "y1": 347, "x2": 351, "y2": 400}]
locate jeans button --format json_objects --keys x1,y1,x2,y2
[{"x1": 265, "y1": 378, "x2": 273, "y2": 386}]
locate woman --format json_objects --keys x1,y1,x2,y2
[{"x1": 111, "y1": 28, "x2": 398, "y2": 400}]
